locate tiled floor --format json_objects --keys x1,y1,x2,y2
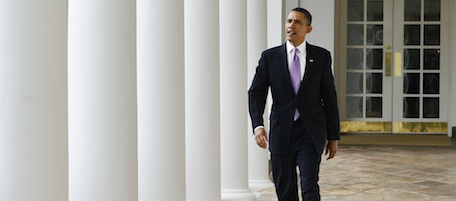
[{"x1": 256, "y1": 145, "x2": 456, "y2": 201}]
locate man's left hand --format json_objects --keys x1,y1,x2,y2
[{"x1": 325, "y1": 140, "x2": 338, "y2": 160}]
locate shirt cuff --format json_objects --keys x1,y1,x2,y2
[{"x1": 253, "y1": 125, "x2": 265, "y2": 135}]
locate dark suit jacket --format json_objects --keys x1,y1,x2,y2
[{"x1": 248, "y1": 42, "x2": 340, "y2": 155}]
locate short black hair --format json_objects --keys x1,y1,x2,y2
[{"x1": 291, "y1": 7, "x2": 312, "y2": 25}]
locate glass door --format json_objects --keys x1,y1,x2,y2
[{"x1": 339, "y1": 0, "x2": 449, "y2": 134}]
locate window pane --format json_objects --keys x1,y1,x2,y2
[
  {"x1": 404, "y1": 49, "x2": 420, "y2": 70},
  {"x1": 404, "y1": 25, "x2": 420, "y2": 45},
  {"x1": 424, "y1": 0, "x2": 441, "y2": 21},
  {"x1": 347, "y1": 96, "x2": 363, "y2": 118},
  {"x1": 348, "y1": 0, "x2": 364, "y2": 21},
  {"x1": 424, "y1": 49, "x2": 440, "y2": 70},
  {"x1": 367, "y1": 0, "x2": 383, "y2": 21},
  {"x1": 366, "y1": 97, "x2": 382, "y2": 118},
  {"x1": 405, "y1": 0, "x2": 421, "y2": 21},
  {"x1": 423, "y1": 73, "x2": 439, "y2": 94},
  {"x1": 347, "y1": 73, "x2": 364, "y2": 93},
  {"x1": 367, "y1": 25, "x2": 383, "y2": 45},
  {"x1": 347, "y1": 48, "x2": 364, "y2": 69},
  {"x1": 424, "y1": 25, "x2": 440, "y2": 45},
  {"x1": 366, "y1": 73, "x2": 383, "y2": 94},
  {"x1": 423, "y1": 97, "x2": 439, "y2": 118},
  {"x1": 403, "y1": 97, "x2": 419, "y2": 118},
  {"x1": 403, "y1": 73, "x2": 420, "y2": 94},
  {"x1": 366, "y1": 49, "x2": 383, "y2": 69},
  {"x1": 348, "y1": 24, "x2": 364, "y2": 45}
]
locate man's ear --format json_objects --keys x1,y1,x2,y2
[{"x1": 306, "y1": 25, "x2": 313, "y2": 34}]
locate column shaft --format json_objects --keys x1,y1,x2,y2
[
  {"x1": 247, "y1": 0, "x2": 275, "y2": 194},
  {"x1": 220, "y1": 0, "x2": 255, "y2": 200},
  {"x1": 137, "y1": 0, "x2": 186, "y2": 200},
  {"x1": 68, "y1": 1, "x2": 137, "y2": 200},
  {"x1": 267, "y1": 0, "x2": 284, "y2": 46},
  {"x1": 0, "y1": 1, "x2": 68, "y2": 201},
  {"x1": 185, "y1": 0, "x2": 221, "y2": 200}
]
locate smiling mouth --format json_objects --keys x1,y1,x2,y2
[{"x1": 287, "y1": 30, "x2": 296, "y2": 35}]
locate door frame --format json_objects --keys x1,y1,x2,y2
[{"x1": 335, "y1": 0, "x2": 450, "y2": 134}]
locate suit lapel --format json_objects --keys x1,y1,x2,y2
[
  {"x1": 280, "y1": 43, "x2": 296, "y2": 94},
  {"x1": 277, "y1": 43, "x2": 316, "y2": 96},
  {"x1": 297, "y1": 44, "x2": 315, "y2": 95},
  {"x1": 275, "y1": 44, "x2": 296, "y2": 95}
]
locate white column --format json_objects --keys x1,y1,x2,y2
[
  {"x1": 68, "y1": 1, "x2": 137, "y2": 201},
  {"x1": 247, "y1": 0, "x2": 275, "y2": 195},
  {"x1": 137, "y1": 0, "x2": 185, "y2": 201},
  {"x1": 268, "y1": 0, "x2": 285, "y2": 47},
  {"x1": 220, "y1": 0, "x2": 256, "y2": 200},
  {"x1": 0, "y1": 1, "x2": 68, "y2": 201},
  {"x1": 185, "y1": 0, "x2": 221, "y2": 200}
]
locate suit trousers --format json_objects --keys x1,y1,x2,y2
[{"x1": 271, "y1": 119, "x2": 322, "y2": 201}]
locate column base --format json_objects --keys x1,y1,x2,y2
[
  {"x1": 221, "y1": 189, "x2": 256, "y2": 201},
  {"x1": 249, "y1": 179, "x2": 275, "y2": 197}
]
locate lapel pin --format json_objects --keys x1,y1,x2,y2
[{"x1": 309, "y1": 59, "x2": 314, "y2": 63}]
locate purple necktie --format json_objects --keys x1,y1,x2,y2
[{"x1": 290, "y1": 48, "x2": 301, "y2": 120}]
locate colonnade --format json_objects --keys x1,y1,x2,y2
[{"x1": 0, "y1": 0, "x2": 274, "y2": 201}]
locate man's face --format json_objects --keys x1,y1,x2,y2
[{"x1": 285, "y1": 11, "x2": 312, "y2": 47}]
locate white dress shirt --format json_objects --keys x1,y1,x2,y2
[{"x1": 286, "y1": 40, "x2": 307, "y2": 80}]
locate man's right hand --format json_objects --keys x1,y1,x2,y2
[{"x1": 254, "y1": 127, "x2": 268, "y2": 149}]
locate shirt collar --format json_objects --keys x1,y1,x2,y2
[{"x1": 286, "y1": 40, "x2": 306, "y2": 55}]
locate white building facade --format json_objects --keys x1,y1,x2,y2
[{"x1": 1, "y1": 0, "x2": 455, "y2": 201}]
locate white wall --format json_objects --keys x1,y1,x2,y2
[
  {"x1": 450, "y1": 0, "x2": 456, "y2": 137},
  {"x1": 300, "y1": 0, "x2": 335, "y2": 56}
]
